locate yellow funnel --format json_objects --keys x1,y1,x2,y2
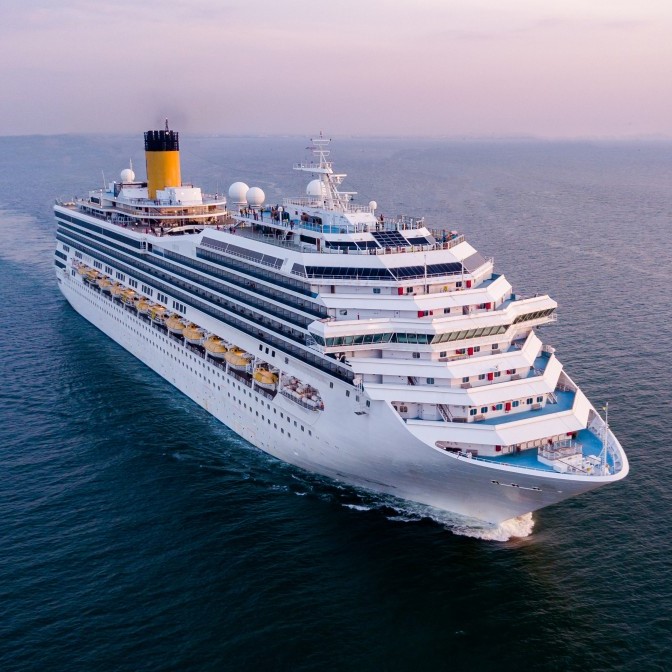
[{"x1": 144, "y1": 124, "x2": 181, "y2": 199}]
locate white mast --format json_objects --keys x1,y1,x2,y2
[{"x1": 600, "y1": 402, "x2": 609, "y2": 473}]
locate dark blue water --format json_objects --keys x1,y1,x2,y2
[{"x1": 1, "y1": 135, "x2": 671, "y2": 671}]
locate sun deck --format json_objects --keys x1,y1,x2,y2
[{"x1": 231, "y1": 212, "x2": 465, "y2": 255}]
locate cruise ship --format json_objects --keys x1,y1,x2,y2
[{"x1": 53, "y1": 124, "x2": 629, "y2": 525}]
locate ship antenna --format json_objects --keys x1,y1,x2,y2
[
  {"x1": 101, "y1": 169, "x2": 106, "y2": 190},
  {"x1": 165, "y1": 118, "x2": 169, "y2": 132}
]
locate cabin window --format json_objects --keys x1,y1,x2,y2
[
  {"x1": 481, "y1": 407, "x2": 488, "y2": 414},
  {"x1": 478, "y1": 373, "x2": 486, "y2": 380},
  {"x1": 462, "y1": 376, "x2": 469, "y2": 383},
  {"x1": 470, "y1": 409, "x2": 477, "y2": 416},
  {"x1": 491, "y1": 343, "x2": 499, "y2": 350},
  {"x1": 512, "y1": 400, "x2": 520, "y2": 407},
  {"x1": 427, "y1": 378, "x2": 435, "y2": 385},
  {"x1": 412, "y1": 352, "x2": 420, "y2": 359},
  {"x1": 526, "y1": 398, "x2": 533, "y2": 405},
  {"x1": 373, "y1": 288, "x2": 381, "y2": 294},
  {"x1": 537, "y1": 396, "x2": 543, "y2": 403}
]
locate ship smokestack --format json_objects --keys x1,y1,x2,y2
[{"x1": 144, "y1": 120, "x2": 181, "y2": 199}]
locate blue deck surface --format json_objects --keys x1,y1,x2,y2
[
  {"x1": 476, "y1": 428, "x2": 605, "y2": 472},
  {"x1": 479, "y1": 390, "x2": 575, "y2": 426}
]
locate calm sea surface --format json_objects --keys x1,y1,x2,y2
[{"x1": 0, "y1": 135, "x2": 671, "y2": 671}]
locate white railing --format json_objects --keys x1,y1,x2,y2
[{"x1": 538, "y1": 440, "x2": 582, "y2": 461}]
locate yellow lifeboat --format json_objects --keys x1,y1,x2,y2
[
  {"x1": 77, "y1": 265, "x2": 89, "y2": 276},
  {"x1": 224, "y1": 347, "x2": 250, "y2": 371},
  {"x1": 110, "y1": 283, "x2": 124, "y2": 297},
  {"x1": 85, "y1": 268, "x2": 99, "y2": 283},
  {"x1": 136, "y1": 297, "x2": 151, "y2": 314},
  {"x1": 166, "y1": 314, "x2": 186, "y2": 334},
  {"x1": 253, "y1": 366, "x2": 279, "y2": 391},
  {"x1": 149, "y1": 305, "x2": 167, "y2": 324},
  {"x1": 97, "y1": 277, "x2": 112, "y2": 292},
  {"x1": 121, "y1": 289, "x2": 137, "y2": 306},
  {"x1": 203, "y1": 335, "x2": 228, "y2": 359},
  {"x1": 183, "y1": 323, "x2": 205, "y2": 344}
]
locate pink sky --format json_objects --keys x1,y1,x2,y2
[{"x1": 1, "y1": 0, "x2": 671, "y2": 137}]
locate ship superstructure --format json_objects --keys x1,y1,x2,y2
[{"x1": 53, "y1": 126, "x2": 628, "y2": 524}]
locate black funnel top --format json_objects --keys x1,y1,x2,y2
[{"x1": 144, "y1": 129, "x2": 179, "y2": 152}]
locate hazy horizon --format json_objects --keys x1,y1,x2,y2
[{"x1": 2, "y1": 0, "x2": 670, "y2": 139}]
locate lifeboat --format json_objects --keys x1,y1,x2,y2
[
  {"x1": 136, "y1": 297, "x2": 151, "y2": 314},
  {"x1": 110, "y1": 283, "x2": 124, "y2": 297},
  {"x1": 183, "y1": 323, "x2": 205, "y2": 344},
  {"x1": 121, "y1": 289, "x2": 137, "y2": 306},
  {"x1": 203, "y1": 335, "x2": 228, "y2": 359},
  {"x1": 149, "y1": 305, "x2": 167, "y2": 324},
  {"x1": 166, "y1": 315, "x2": 186, "y2": 334},
  {"x1": 77, "y1": 265, "x2": 89, "y2": 276},
  {"x1": 224, "y1": 347, "x2": 250, "y2": 371},
  {"x1": 98, "y1": 277, "x2": 112, "y2": 292},
  {"x1": 253, "y1": 366, "x2": 279, "y2": 391},
  {"x1": 84, "y1": 268, "x2": 99, "y2": 284}
]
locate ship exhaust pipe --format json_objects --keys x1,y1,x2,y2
[{"x1": 144, "y1": 119, "x2": 181, "y2": 199}]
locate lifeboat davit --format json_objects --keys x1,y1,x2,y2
[
  {"x1": 183, "y1": 323, "x2": 205, "y2": 344},
  {"x1": 203, "y1": 335, "x2": 228, "y2": 359}
]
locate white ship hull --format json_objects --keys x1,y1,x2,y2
[{"x1": 57, "y1": 268, "x2": 624, "y2": 525}]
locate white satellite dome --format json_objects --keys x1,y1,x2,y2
[
  {"x1": 369, "y1": 200, "x2": 377, "y2": 211},
  {"x1": 246, "y1": 186, "x2": 265, "y2": 207},
  {"x1": 228, "y1": 181, "x2": 249, "y2": 204},
  {"x1": 120, "y1": 168, "x2": 135, "y2": 182},
  {"x1": 306, "y1": 179, "x2": 326, "y2": 198}
]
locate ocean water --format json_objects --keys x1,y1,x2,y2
[{"x1": 1, "y1": 135, "x2": 671, "y2": 671}]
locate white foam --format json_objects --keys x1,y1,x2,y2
[
  {"x1": 334, "y1": 489, "x2": 535, "y2": 542},
  {"x1": 451, "y1": 512, "x2": 535, "y2": 542}
]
